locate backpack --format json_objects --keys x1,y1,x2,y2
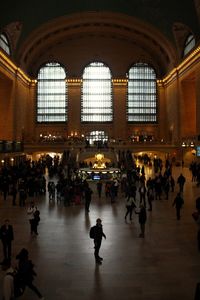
[
  {"x1": 89, "y1": 226, "x2": 96, "y2": 239},
  {"x1": 7, "y1": 271, "x2": 26, "y2": 298}
]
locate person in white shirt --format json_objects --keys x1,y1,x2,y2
[
  {"x1": 2, "y1": 259, "x2": 14, "y2": 300},
  {"x1": 27, "y1": 202, "x2": 37, "y2": 235}
]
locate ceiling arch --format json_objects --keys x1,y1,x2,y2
[{"x1": 17, "y1": 11, "x2": 177, "y2": 78}]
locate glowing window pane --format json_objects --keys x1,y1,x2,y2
[
  {"x1": 37, "y1": 62, "x2": 67, "y2": 122},
  {"x1": 127, "y1": 63, "x2": 157, "y2": 123},
  {"x1": 184, "y1": 34, "x2": 195, "y2": 56},
  {"x1": 86, "y1": 131, "x2": 108, "y2": 144},
  {"x1": 81, "y1": 62, "x2": 113, "y2": 122},
  {"x1": 0, "y1": 33, "x2": 10, "y2": 55}
]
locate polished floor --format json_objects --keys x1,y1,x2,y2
[{"x1": 0, "y1": 166, "x2": 200, "y2": 300}]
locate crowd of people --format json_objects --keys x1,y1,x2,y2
[{"x1": 0, "y1": 150, "x2": 200, "y2": 298}]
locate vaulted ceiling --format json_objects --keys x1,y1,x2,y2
[{"x1": 0, "y1": 0, "x2": 199, "y2": 78}]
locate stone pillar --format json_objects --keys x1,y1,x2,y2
[
  {"x1": 0, "y1": 77, "x2": 14, "y2": 140},
  {"x1": 195, "y1": 66, "x2": 200, "y2": 138},
  {"x1": 112, "y1": 80, "x2": 127, "y2": 140},
  {"x1": 157, "y1": 82, "x2": 168, "y2": 141},
  {"x1": 68, "y1": 80, "x2": 81, "y2": 136}
]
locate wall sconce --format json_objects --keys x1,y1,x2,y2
[{"x1": 190, "y1": 141, "x2": 194, "y2": 147}]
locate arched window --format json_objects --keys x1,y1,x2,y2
[
  {"x1": 127, "y1": 63, "x2": 157, "y2": 123},
  {"x1": 37, "y1": 62, "x2": 67, "y2": 122},
  {"x1": 183, "y1": 34, "x2": 195, "y2": 56},
  {"x1": 81, "y1": 62, "x2": 113, "y2": 122},
  {"x1": 0, "y1": 33, "x2": 11, "y2": 55}
]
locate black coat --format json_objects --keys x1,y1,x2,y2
[
  {"x1": 93, "y1": 225, "x2": 106, "y2": 241},
  {"x1": 173, "y1": 195, "x2": 184, "y2": 208},
  {"x1": 0, "y1": 225, "x2": 14, "y2": 242},
  {"x1": 139, "y1": 208, "x2": 147, "y2": 224}
]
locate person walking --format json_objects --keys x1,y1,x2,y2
[
  {"x1": 124, "y1": 196, "x2": 136, "y2": 221},
  {"x1": 96, "y1": 181, "x2": 102, "y2": 198},
  {"x1": 32, "y1": 209, "x2": 41, "y2": 236},
  {"x1": 84, "y1": 185, "x2": 93, "y2": 213},
  {"x1": 170, "y1": 175, "x2": 175, "y2": 192},
  {"x1": 138, "y1": 183, "x2": 146, "y2": 207},
  {"x1": 0, "y1": 219, "x2": 14, "y2": 263},
  {"x1": 192, "y1": 198, "x2": 200, "y2": 251},
  {"x1": 173, "y1": 192, "x2": 184, "y2": 220},
  {"x1": 18, "y1": 181, "x2": 27, "y2": 207},
  {"x1": 147, "y1": 186, "x2": 154, "y2": 211},
  {"x1": 2, "y1": 258, "x2": 15, "y2": 300},
  {"x1": 11, "y1": 183, "x2": 17, "y2": 206},
  {"x1": 90, "y1": 219, "x2": 106, "y2": 265},
  {"x1": 177, "y1": 173, "x2": 186, "y2": 193},
  {"x1": 16, "y1": 248, "x2": 44, "y2": 299},
  {"x1": 135, "y1": 204, "x2": 147, "y2": 238}
]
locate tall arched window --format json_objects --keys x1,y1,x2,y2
[
  {"x1": 0, "y1": 33, "x2": 11, "y2": 55},
  {"x1": 37, "y1": 62, "x2": 67, "y2": 122},
  {"x1": 127, "y1": 63, "x2": 157, "y2": 123},
  {"x1": 183, "y1": 34, "x2": 195, "y2": 56},
  {"x1": 81, "y1": 62, "x2": 112, "y2": 122}
]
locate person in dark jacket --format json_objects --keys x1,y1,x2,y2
[
  {"x1": 32, "y1": 209, "x2": 40, "y2": 236},
  {"x1": 173, "y1": 192, "x2": 184, "y2": 220},
  {"x1": 93, "y1": 218, "x2": 106, "y2": 264},
  {"x1": 84, "y1": 186, "x2": 93, "y2": 213},
  {"x1": 96, "y1": 181, "x2": 102, "y2": 198},
  {"x1": 177, "y1": 173, "x2": 186, "y2": 193},
  {"x1": 16, "y1": 248, "x2": 44, "y2": 299},
  {"x1": 0, "y1": 219, "x2": 14, "y2": 263}
]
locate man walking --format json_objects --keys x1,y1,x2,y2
[
  {"x1": 177, "y1": 173, "x2": 186, "y2": 193},
  {"x1": 0, "y1": 219, "x2": 14, "y2": 263},
  {"x1": 173, "y1": 192, "x2": 184, "y2": 220},
  {"x1": 90, "y1": 218, "x2": 106, "y2": 265},
  {"x1": 84, "y1": 185, "x2": 93, "y2": 213}
]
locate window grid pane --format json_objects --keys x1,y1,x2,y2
[
  {"x1": 86, "y1": 130, "x2": 108, "y2": 144},
  {"x1": 127, "y1": 63, "x2": 157, "y2": 123},
  {"x1": 37, "y1": 62, "x2": 67, "y2": 123},
  {"x1": 184, "y1": 34, "x2": 195, "y2": 56},
  {"x1": 0, "y1": 34, "x2": 10, "y2": 55},
  {"x1": 81, "y1": 62, "x2": 113, "y2": 122}
]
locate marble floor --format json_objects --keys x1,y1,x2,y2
[{"x1": 0, "y1": 166, "x2": 200, "y2": 300}]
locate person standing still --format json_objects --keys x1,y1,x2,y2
[
  {"x1": 92, "y1": 219, "x2": 106, "y2": 265},
  {"x1": 27, "y1": 202, "x2": 37, "y2": 235},
  {"x1": 0, "y1": 219, "x2": 14, "y2": 263},
  {"x1": 135, "y1": 205, "x2": 147, "y2": 238}
]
